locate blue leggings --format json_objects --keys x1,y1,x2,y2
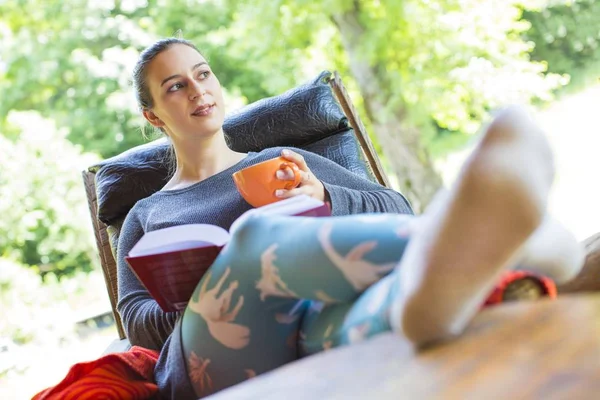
[{"x1": 181, "y1": 213, "x2": 413, "y2": 396}]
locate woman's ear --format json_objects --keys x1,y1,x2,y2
[{"x1": 142, "y1": 109, "x2": 165, "y2": 128}]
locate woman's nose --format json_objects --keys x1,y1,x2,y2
[{"x1": 188, "y1": 81, "x2": 206, "y2": 101}]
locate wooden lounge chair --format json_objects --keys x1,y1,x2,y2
[{"x1": 82, "y1": 70, "x2": 391, "y2": 352}]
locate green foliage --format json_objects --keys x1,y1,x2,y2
[
  {"x1": 2, "y1": 0, "x2": 590, "y2": 161},
  {"x1": 0, "y1": 0, "x2": 287, "y2": 159},
  {"x1": 0, "y1": 258, "x2": 109, "y2": 344},
  {"x1": 522, "y1": 0, "x2": 600, "y2": 95},
  {"x1": 227, "y1": 0, "x2": 565, "y2": 154},
  {"x1": 0, "y1": 0, "x2": 147, "y2": 157},
  {"x1": 0, "y1": 112, "x2": 100, "y2": 278}
]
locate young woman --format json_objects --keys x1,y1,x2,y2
[{"x1": 117, "y1": 38, "x2": 584, "y2": 399}]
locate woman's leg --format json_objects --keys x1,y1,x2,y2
[
  {"x1": 301, "y1": 106, "x2": 584, "y2": 354},
  {"x1": 181, "y1": 212, "x2": 414, "y2": 397}
]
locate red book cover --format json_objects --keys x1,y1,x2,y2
[
  {"x1": 126, "y1": 245, "x2": 223, "y2": 312},
  {"x1": 126, "y1": 195, "x2": 331, "y2": 312}
]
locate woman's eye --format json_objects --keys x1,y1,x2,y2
[
  {"x1": 199, "y1": 71, "x2": 210, "y2": 79},
  {"x1": 168, "y1": 82, "x2": 184, "y2": 92}
]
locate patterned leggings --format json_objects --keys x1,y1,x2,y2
[{"x1": 181, "y1": 213, "x2": 414, "y2": 396}]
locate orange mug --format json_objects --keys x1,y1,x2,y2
[{"x1": 232, "y1": 157, "x2": 302, "y2": 207}]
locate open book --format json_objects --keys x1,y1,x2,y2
[{"x1": 126, "y1": 195, "x2": 331, "y2": 312}]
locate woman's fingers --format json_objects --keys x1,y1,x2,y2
[
  {"x1": 275, "y1": 167, "x2": 296, "y2": 181},
  {"x1": 276, "y1": 166, "x2": 311, "y2": 184},
  {"x1": 279, "y1": 149, "x2": 312, "y2": 184},
  {"x1": 278, "y1": 149, "x2": 326, "y2": 202},
  {"x1": 281, "y1": 149, "x2": 309, "y2": 171},
  {"x1": 275, "y1": 187, "x2": 307, "y2": 199},
  {"x1": 275, "y1": 179, "x2": 325, "y2": 201}
]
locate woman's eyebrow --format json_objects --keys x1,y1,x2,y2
[{"x1": 160, "y1": 62, "x2": 208, "y2": 87}]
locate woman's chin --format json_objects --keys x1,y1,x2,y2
[
  {"x1": 197, "y1": 113, "x2": 224, "y2": 128},
  {"x1": 182, "y1": 122, "x2": 224, "y2": 139}
]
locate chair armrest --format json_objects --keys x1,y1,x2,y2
[
  {"x1": 102, "y1": 338, "x2": 131, "y2": 355},
  {"x1": 558, "y1": 232, "x2": 600, "y2": 294}
]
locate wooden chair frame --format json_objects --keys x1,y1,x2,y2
[{"x1": 83, "y1": 71, "x2": 390, "y2": 341}]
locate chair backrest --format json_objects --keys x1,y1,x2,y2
[
  {"x1": 83, "y1": 170, "x2": 126, "y2": 338},
  {"x1": 83, "y1": 71, "x2": 390, "y2": 340}
]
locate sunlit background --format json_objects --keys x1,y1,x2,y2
[{"x1": 1, "y1": 0, "x2": 599, "y2": 398}]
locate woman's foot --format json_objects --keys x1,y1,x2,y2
[
  {"x1": 519, "y1": 215, "x2": 585, "y2": 284},
  {"x1": 389, "y1": 106, "x2": 558, "y2": 346}
]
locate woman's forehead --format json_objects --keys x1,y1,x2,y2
[{"x1": 148, "y1": 44, "x2": 207, "y2": 80}]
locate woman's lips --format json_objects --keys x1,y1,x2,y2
[{"x1": 191, "y1": 104, "x2": 215, "y2": 117}]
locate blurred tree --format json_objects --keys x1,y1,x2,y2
[
  {"x1": 0, "y1": 0, "x2": 285, "y2": 159},
  {"x1": 0, "y1": 0, "x2": 146, "y2": 157},
  {"x1": 521, "y1": 0, "x2": 600, "y2": 94},
  {"x1": 0, "y1": 111, "x2": 100, "y2": 279},
  {"x1": 226, "y1": 0, "x2": 563, "y2": 211},
  {"x1": 0, "y1": 0, "x2": 579, "y2": 213}
]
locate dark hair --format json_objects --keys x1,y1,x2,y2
[{"x1": 132, "y1": 37, "x2": 201, "y2": 110}]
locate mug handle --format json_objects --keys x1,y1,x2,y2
[{"x1": 279, "y1": 162, "x2": 302, "y2": 189}]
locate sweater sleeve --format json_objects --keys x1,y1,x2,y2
[
  {"x1": 299, "y1": 150, "x2": 414, "y2": 216},
  {"x1": 115, "y1": 206, "x2": 180, "y2": 351}
]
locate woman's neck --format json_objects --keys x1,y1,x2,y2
[{"x1": 165, "y1": 131, "x2": 247, "y2": 190}]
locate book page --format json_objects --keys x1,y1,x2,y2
[
  {"x1": 229, "y1": 195, "x2": 330, "y2": 235},
  {"x1": 129, "y1": 224, "x2": 230, "y2": 257}
]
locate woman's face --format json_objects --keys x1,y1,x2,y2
[{"x1": 143, "y1": 44, "x2": 225, "y2": 140}]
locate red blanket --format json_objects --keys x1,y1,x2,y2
[
  {"x1": 32, "y1": 346, "x2": 160, "y2": 400},
  {"x1": 485, "y1": 270, "x2": 557, "y2": 306}
]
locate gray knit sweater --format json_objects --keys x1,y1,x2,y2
[{"x1": 115, "y1": 147, "x2": 413, "y2": 399}]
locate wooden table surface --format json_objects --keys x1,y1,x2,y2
[{"x1": 209, "y1": 294, "x2": 600, "y2": 400}]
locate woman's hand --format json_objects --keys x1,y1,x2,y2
[{"x1": 275, "y1": 149, "x2": 326, "y2": 202}]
